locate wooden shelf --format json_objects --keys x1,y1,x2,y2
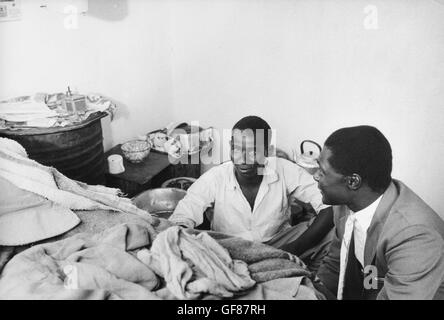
[{"x1": 104, "y1": 144, "x2": 201, "y2": 197}]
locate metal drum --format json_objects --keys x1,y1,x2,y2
[{"x1": 0, "y1": 113, "x2": 106, "y2": 185}]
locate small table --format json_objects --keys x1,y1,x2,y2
[{"x1": 104, "y1": 145, "x2": 201, "y2": 197}]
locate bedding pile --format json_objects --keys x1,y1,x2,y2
[
  {"x1": 0, "y1": 223, "x2": 160, "y2": 300},
  {"x1": 0, "y1": 137, "x2": 156, "y2": 246},
  {"x1": 0, "y1": 137, "x2": 153, "y2": 220},
  {"x1": 137, "y1": 226, "x2": 256, "y2": 299},
  {"x1": 0, "y1": 219, "x2": 322, "y2": 300},
  {"x1": 0, "y1": 138, "x2": 323, "y2": 300}
]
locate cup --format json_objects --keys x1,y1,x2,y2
[{"x1": 108, "y1": 154, "x2": 125, "y2": 174}]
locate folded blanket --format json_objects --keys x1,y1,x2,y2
[
  {"x1": 186, "y1": 229, "x2": 313, "y2": 283},
  {"x1": 137, "y1": 226, "x2": 256, "y2": 299},
  {"x1": 249, "y1": 258, "x2": 312, "y2": 283},
  {"x1": 237, "y1": 277, "x2": 321, "y2": 300}
]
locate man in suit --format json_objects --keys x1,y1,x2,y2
[{"x1": 315, "y1": 125, "x2": 444, "y2": 300}]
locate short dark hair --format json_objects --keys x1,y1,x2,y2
[
  {"x1": 232, "y1": 115, "x2": 272, "y2": 147},
  {"x1": 325, "y1": 125, "x2": 392, "y2": 193}
]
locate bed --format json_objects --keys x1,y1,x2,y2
[{"x1": 0, "y1": 138, "x2": 327, "y2": 300}]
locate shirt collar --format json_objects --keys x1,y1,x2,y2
[
  {"x1": 350, "y1": 195, "x2": 383, "y2": 230},
  {"x1": 228, "y1": 157, "x2": 279, "y2": 190}
]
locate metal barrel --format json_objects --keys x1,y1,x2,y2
[{"x1": 0, "y1": 114, "x2": 106, "y2": 185}]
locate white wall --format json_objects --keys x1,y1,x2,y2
[
  {"x1": 0, "y1": 0, "x2": 174, "y2": 150},
  {"x1": 1, "y1": 0, "x2": 443, "y2": 216},
  {"x1": 168, "y1": 0, "x2": 444, "y2": 217}
]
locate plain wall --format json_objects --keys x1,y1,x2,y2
[
  {"x1": 1, "y1": 0, "x2": 443, "y2": 216},
  {"x1": 169, "y1": 0, "x2": 444, "y2": 217},
  {"x1": 0, "y1": 0, "x2": 174, "y2": 150}
]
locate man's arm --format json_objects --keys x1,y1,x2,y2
[
  {"x1": 281, "y1": 158, "x2": 330, "y2": 216},
  {"x1": 168, "y1": 169, "x2": 217, "y2": 228},
  {"x1": 377, "y1": 225, "x2": 444, "y2": 300},
  {"x1": 280, "y1": 206, "x2": 334, "y2": 256},
  {"x1": 315, "y1": 222, "x2": 342, "y2": 297},
  {"x1": 280, "y1": 159, "x2": 333, "y2": 254}
]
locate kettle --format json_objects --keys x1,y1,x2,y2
[{"x1": 293, "y1": 140, "x2": 322, "y2": 175}]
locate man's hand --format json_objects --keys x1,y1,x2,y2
[
  {"x1": 281, "y1": 207, "x2": 334, "y2": 256},
  {"x1": 152, "y1": 217, "x2": 176, "y2": 231}
]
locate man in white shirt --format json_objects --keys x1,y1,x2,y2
[
  {"x1": 316, "y1": 126, "x2": 444, "y2": 300},
  {"x1": 169, "y1": 116, "x2": 334, "y2": 271}
]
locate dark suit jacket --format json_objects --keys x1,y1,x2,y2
[{"x1": 317, "y1": 180, "x2": 444, "y2": 300}]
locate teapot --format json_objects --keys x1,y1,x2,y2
[{"x1": 293, "y1": 140, "x2": 322, "y2": 175}]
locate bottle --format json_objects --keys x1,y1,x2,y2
[{"x1": 64, "y1": 86, "x2": 87, "y2": 114}]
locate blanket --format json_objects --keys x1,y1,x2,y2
[
  {"x1": 0, "y1": 223, "x2": 160, "y2": 300},
  {"x1": 0, "y1": 219, "x2": 323, "y2": 300},
  {"x1": 0, "y1": 138, "x2": 157, "y2": 245},
  {"x1": 137, "y1": 226, "x2": 256, "y2": 299},
  {"x1": 0, "y1": 138, "x2": 324, "y2": 300},
  {"x1": 187, "y1": 229, "x2": 313, "y2": 283}
]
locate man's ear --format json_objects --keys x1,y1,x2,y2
[{"x1": 345, "y1": 174, "x2": 362, "y2": 190}]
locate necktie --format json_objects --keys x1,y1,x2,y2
[
  {"x1": 337, "y1": 213, "x2": 356, "y2": 300},
  {"x1": 342, "y1": 231, "x2": 365, "y2": 299}
]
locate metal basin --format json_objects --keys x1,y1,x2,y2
[
  {"x1": 161, "y1": 176, "x2": 196, "y2": 190},
  {"x1": 132, "y1": 188, "x2": 187, "y2": 219}
]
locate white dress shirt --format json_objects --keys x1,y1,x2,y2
[
  {"x1": 169, "y1": 157, "x2": 329, "y2": 243},
  {"x1": 337, "y1": 195, "x2": 383, "y2": 300}
]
